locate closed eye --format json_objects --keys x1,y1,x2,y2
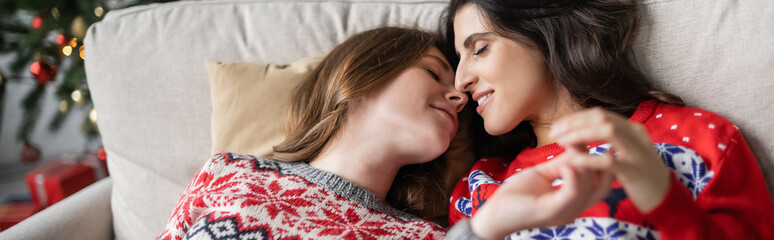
[
  {"x1": 426, "y1": 69, "x2": 440, "y2": 81},
  {"x1": 473, "y1": 45, "x2": 488, "y2": 56}
]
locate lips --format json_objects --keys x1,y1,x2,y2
[{"x1": 472, "y1": 91, "x2": 493, "y2": 114}]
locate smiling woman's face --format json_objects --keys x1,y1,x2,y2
[
  {"x1": 352, "y1": 46, "x2": 467, "y2": 163},
  {"x1": 453, "y1": 4, "x2": 557, "y2": 136}
]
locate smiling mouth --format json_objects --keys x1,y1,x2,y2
[
  {"x1": 476, "y1": 92, "x2": 492, "y2": 106},
  {"x1": 474, "y1": 92, "x2": 493, "y2": 114}
]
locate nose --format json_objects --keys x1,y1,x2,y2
[
  {"x1": 445, "y1": 89, "x2": 468, "y2": 113},
  {"x1": 454, "y1": 60, "x2": 476, "y2": 93}
]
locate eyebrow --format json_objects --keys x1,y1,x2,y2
[
  {"x1": 425, "y1": 54, "x2": 451, "y2": 72},
  {"x1": 462, "y1": 32, "x2": 493, "y2": 49}
]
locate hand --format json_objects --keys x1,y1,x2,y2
[
  {"x1": 548, "y1": 107, "x2": 671, "y2": 213},
  {"x1": 470, "y1": 156, "x2": 613, "y2": 240}
]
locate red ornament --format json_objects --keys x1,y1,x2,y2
[
  {"x1": 97, "y1": 148, "x2": 107, "y2": 162},
  {"x1": 22, "y1": 142, "x2": 41, "y2": 164},
  {"x1": 29, "y1": 61, "x2": 57, "y2": 84},
  {"x1": 56, "y1": 33, "x2": 67, "y2": 46},
  {"x1": 29, "y1": 61, "x2": 40, "y2": 74},
  {"x1": 32, "y1": 15, "x2": 43, "y2": 29}
]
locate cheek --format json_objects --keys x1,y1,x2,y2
[
  {"x1": 481, "y1": 67, "x2": 545, "y2": 134},
  {"x1": 407, "y1": 106, "x2": 454, "y2": 152}
]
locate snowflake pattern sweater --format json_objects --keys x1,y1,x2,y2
[
  {"x1": 158, "y1": 153, "x2": 450, "y2": 240},
  {"x1": 449, "y1": 100, "x2": 774, "y2": 239}
]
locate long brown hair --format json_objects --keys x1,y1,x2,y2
[
  {"x1": 441, "y1": 0, "x2": 683, "y2": 158},
  {"x1": 268, "y1": 27, "x2": 458, "y2": 225}
]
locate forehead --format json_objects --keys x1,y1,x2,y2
[{"x1": 453, "y1": 4, "x2": 487, "y2": 47}]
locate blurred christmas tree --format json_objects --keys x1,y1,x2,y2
[{"x1": 1, "y1": 0, "x2": 175, "y2": 163}]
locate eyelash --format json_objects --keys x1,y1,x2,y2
[
  {"x1": 426, "y1": 69, "x2": 440, "y2": 81},
  {"x1": 473, "y1": 45, "x2": 488, "y2": 56}
]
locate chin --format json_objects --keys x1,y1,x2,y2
[
  {"x1": 483, "y1": 115, "x2": 523, "y2": 136},
  {"x1": 426, "y1": 139, "x2": 451, "y2": 162},
  {"x1": 404, "y1": 136, "x2": 449, "y2": 164},
  {"x1": 484, "y1": 122, "x2": 510, "y2": 136},
  {"x1": 430, "y1": 141, "x2": 450, "y2": 157},
  {"x1": 411, "y1": 151, "x2": 442, "y2": 165}
]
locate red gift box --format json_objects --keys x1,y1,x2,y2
[
  {"x1": 0, "y1": 202, "x2": 41, "y2": 231},
  {"x1": 24, "y1": 153, "x2": 108, "y2": 209}
]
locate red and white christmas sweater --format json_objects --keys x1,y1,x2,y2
[
  {"x1": 158, "y1": 153, "x2": 449, "y2": 240},
  {"x1": 449, "y1": 100, "x2": 774, "y2": 239}
]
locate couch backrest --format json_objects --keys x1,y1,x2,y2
[
  {"x1": 86, "y1": 1, "x2": 451, "y2": 239},
  {"x1": 85, "y1": 0, "x2": 773, "y2": 239}
]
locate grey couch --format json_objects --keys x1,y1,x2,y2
[{"x1": 2, "y1": 0, "x2": 772, "y2": 239}]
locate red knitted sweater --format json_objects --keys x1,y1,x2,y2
[
  {"x1": 158, "y1": 153, "x2": 447, "y2": 240},
  {"x1": 449, "y1": 100, "x2": 774, "y2": 239}
]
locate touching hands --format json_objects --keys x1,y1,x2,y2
[
  {"x1": 548, "y1": 107, "x2": 671, "y2": 213},
  {"x1": 470, "y1": 156, "x2": 613, "y2": 240},
  {"x1": 468, "y1": 108, "x2": 672, "y2": 240}
]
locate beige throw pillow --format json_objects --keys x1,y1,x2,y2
[{"x1": 206, "y1": 56, "x2": 324, "y2": 156}]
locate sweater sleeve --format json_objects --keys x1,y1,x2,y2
[
  {"x1": 644, "y1": 130, "x2": 774, "y2": 239},
  {"x1": 449, "y1": 157, "x2": 510, "y2": 227},
  {"x1": 445, "y1": 219, "x2": 483, "y2": 240},
  {"x1": 448, "y1": 171, "x2": 473, "y2": 226}
]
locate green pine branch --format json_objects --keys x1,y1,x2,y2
[
  {"x1": 49, "y1": 61, "x2": 85, "y2": 133},
  {"x1": 17, "y1": 84, "x2": 46, "y2": 141},
  {"x1": 0, "y1": 18, "x2": 30, "y2": 34},
  {"x1": 47, "y1": 105, "x2": 68, "y2": 132}
]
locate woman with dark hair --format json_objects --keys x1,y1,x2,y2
[
  {"x1": 443, "y1": 0, "x2": 774, "y2": 239},
  {"x1": 158, "y1": 27, "x2": 607, "y2": 239}
]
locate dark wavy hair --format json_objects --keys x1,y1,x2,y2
[{"x1": 440, "y1": 0, "x2": 683, "y2": 158}]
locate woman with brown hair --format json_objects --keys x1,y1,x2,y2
[
  {"x1": 443, "y1": 0, "x2": 774, "y2": 239},
  {"x1": 158, "y1": 27, "x2": 608, "y2": 239}
]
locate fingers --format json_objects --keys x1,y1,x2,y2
[
  {"x1": 501, "y1": 158, "x2": 567, "y2": 194},
  {"x1": 540, "y1": 159, "x2": 606, "y2": 225},
  {"x1": 550, "y1": 151, "x2": 615, "y2": 209},
  {"x1": 549, "y1": 108, "x2": 638, "y2": 149},
  {"x1": 500, "y1": 167, "x2": 555, "y2": 194},
  {"x1": 549, "y1": 108, "x2": 614, "y2": 140},
  {"x1": 568, "y1": 151, "x2": 617, "y2": 171},
  {"x1": 538, "y1": 162, "x2": 585, "y2": 224},
  {"x1": 531, "y1": 155, "x2": 570, "y2": 180},
  {"x1": 554, "y1": 123, "x2": 615, "y2": 147},
  {"x1": 587, "y1": 171, "x2": 614, "y2": 207},
  {"x1": 553, "y1": 163, "x2": 580, "y2": 202}
]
